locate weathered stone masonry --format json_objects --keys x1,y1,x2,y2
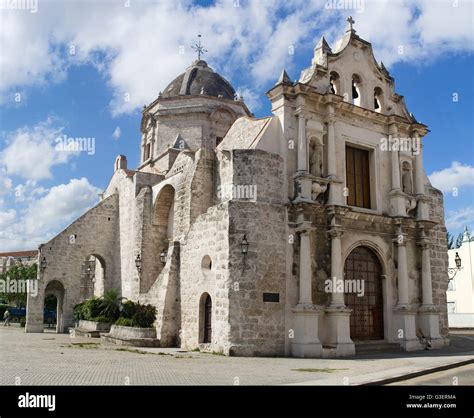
[{"x1": 26, "y1": 20, "x2": 449, "y2": 358}]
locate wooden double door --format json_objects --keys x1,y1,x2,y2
[{"x1": 344, "y1": 246, "x2": 384, "y2": 340}]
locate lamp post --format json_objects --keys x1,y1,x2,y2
[
  {"x1": 448, "y1": 252, "x2": 462, "y2": 279},
  {"x1": 135, "y1": 254, "x2": 142, "y2": 274},
  {"x1": 240, "y1": 234, "x2": 249, "y2": 256},
  {"x1": 160, "y1": 249, "x2": 167, "y2": 265},
  {"x1": 40, "y1": 257, "x2": 47, "y2": 273}
]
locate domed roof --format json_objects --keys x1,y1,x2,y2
[{"x1": 161, "y1": 60, "x2": 236, "y2": 100}]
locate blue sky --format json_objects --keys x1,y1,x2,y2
[{"x1": 0, "y1": 0, "x2": 473, "y2": 251}]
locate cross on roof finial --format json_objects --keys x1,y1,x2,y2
[
  {"x1": 191, "y1": 34, "x2": 208, "y2": 61},
  {"x1": 347, "y1": 16, "x2": 355, "y2": 32}
]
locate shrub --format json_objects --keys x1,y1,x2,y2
[
  {"x1": 89, "y1": 315, "x2": 110, "y2": 323},
  {"x1": 114, "y1": 301, "x2": 156, "y2": 328},
  {"x1": 100, "y1": 290, "x2": 121, "y2": 322},
  {"x1": 82, "y1": 297, "x2": 103, "y2": 320},
  {"x1": 120, "y1": 300, "x2": 136, "y2": 319},
  {"x1": 73, "y1": 302, "x2": 86, "y2": 320},
  {"x1": 115, "y1": 317, "x2": 135, "y2": 327},
  {"x1": 20, "y1": 318, "x2": 26, "y2": 327},
  {"x1": 133, "y1": 303, "x2": 157, "y2": 328}
]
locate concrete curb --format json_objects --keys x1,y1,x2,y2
[{"x1": 362, "y1": 358, "x2": 474, "y2": 385}]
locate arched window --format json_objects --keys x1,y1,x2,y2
[
  {"x1": 352, "y1": 75, "x2": 362, "y2": 106},
  {"x1": 329, "y1": 71, "x2": 341, "y2": 95},
  {"x1": 374, "y1": 87, "x2": 384, "y2": 113},
  {"x1": 152, "y1": 185, "x2": 176, "y2": 280}
]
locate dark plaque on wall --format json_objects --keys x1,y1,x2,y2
[{"x1": 263, "y1": 292, "x2": 280, "y2": 303}]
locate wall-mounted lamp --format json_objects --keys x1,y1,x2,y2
[
  {"x1": 160, "y1": 249, "x2": 167, "y2": 264},
  {"x1": 448, "y1": 252, "x2": 462, "y2": 279},
  {"x1": 40, "y1": 256, "x2": 47, "y2": 272},
  {"x1": 135, "y1": 253, "x2": 142, "y2": 273},
  {"x1": 240, "y1": 234, "x2": 249, "y2": 255}
]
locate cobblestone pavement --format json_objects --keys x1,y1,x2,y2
[{"x1": 0, "y1": 326, "x2": 472, "y2": 386}]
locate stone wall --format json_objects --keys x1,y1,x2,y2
[
  {"x1": 227, "y1": 200, "x2": 287, "y2": 356},
  {"x1": 427, "y1": 185, "x2": 450, "y2": 337},
  {"x1": 226, "y1": 149, "x2": 287, "y2": 356},
  {"x1": 26, "y1": 194, "x2": 120, "y2": 332},
  {"x1": 179, "y1": 203, "x2": 231, "y2": 352}
]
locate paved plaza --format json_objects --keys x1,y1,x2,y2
[{"x1": 0, "y1": 326, "x2": 473, "y2": 386}]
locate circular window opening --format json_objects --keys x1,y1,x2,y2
[{"x1": 201, "y1": 255, "x2": 212, "y2": 276}]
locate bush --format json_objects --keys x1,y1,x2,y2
[
  {"x1": 100, "y1": 290, "x2": 121, "y2": 322},
  {"x1": 73, "y1": 291, "x2": 122, "y2": 323},
  {"x1": 114, "y1": 301, "x2": 156, "y2": 328},
  {"x1": 20, "y1": 318, "x2": 26, "y2": 327},
  {"x1": 73, "y1": 302, "x2": 86, "y2": 320},
  {"x1": 120, "y1": 300, "x2": 136, "y2": 319},
  {"x1": 89, "y1": 315, "x2": 110, "y2": 323},
  {"x1": 133, "y1": 303, "x2": 157, "y2": 328},
  {"x1": 115, "y1": 317, "x2": 135, "y2": 327},
  {"x1": 82, "y1": 297, "x2": 103, "y2": 320}
]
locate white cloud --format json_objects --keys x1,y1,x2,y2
[
  {"x1": 0, "y1": 177, "x2": 101, "y2": 251},
  {"x1": 0, "y1": 118, "x2": 79, "y2": 180},
  {"x1": 112, "y1": 126, "x2": 121, "y2": 140},
  {"x1": 446, "y1": 206, "x2": 474, "y2": 231},
  {"x1": 428, "y1": 162, "x2": 474, "y2": 193},
  {"x1": 23, "y1": 177, "x2": 101, "y2": 236},
  {"x1": 1, "y1": 0, "x2": 471, "y2": 114},
  {"x1": 0, "y1": 209, "x2": 16, "y2": 230}
]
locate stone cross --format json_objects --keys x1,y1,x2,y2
[{"x1": 347, "y1": 16, "x2": 355, "y2": 31}]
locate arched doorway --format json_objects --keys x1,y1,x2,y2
[
  {"x1": 153, "y1": 185, "x2": 175, "y2": 265},
  {"x1": 344, "y1": 246, "x2": 384, "y2": 340},
  {"x1": 44, "y1": 280, "x2": 65, "y2": 333},
  {"x1": 81, "y1": 255, "x2": 106, "y2": 300},
  {"x1": 199, "y1": 293, "x2": 212, "y2": 344}
]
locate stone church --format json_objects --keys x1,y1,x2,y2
[{"x1": 26, "y1": 19, "x2": 450, "y2": 357}]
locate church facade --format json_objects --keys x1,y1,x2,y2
[{"x1": 26, "y1": 20, "x2": 450, "y2": 357}]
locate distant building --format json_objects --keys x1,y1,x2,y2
[
  {"x1": 447, "y1": 227, "x2": 474, "y2": 328},
  {"x1": 0, "y1": 250, "x2": 38, "y2": 275}
]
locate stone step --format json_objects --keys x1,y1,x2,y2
[{"x1": 354, "y1": 341, "x2": 403, "y2": 354}]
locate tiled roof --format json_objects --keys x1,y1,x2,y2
[{"x1": 0, "y1": 250, "x2": 38, "y2": 258}]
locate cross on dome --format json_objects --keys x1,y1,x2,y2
[{"x1": 191, "y1": 34, "x2": 208, "y2": 60}]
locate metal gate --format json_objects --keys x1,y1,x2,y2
[{"x1": 344, "y1": 246, "x2": 384, "y2": 340}]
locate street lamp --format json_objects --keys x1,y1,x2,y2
[
  {"x1": 40, "y1": 257, "x2": 47, "y2": 272},
  {"x1": 160, "y1": 249, "x2": 167, "y2": 264},
  {"x1": 448, "y1": 252, "x2": 462, "y2": 279},
  {"x1": 135, "y1": 254, "x2": 142, "y2": 273},
  {"x1": 240, "y1": 234, "x2": 249, "y2": 255}
]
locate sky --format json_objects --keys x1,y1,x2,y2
[{"x1": 0, "y1": 0, "x2": 473, "y2": 251}]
